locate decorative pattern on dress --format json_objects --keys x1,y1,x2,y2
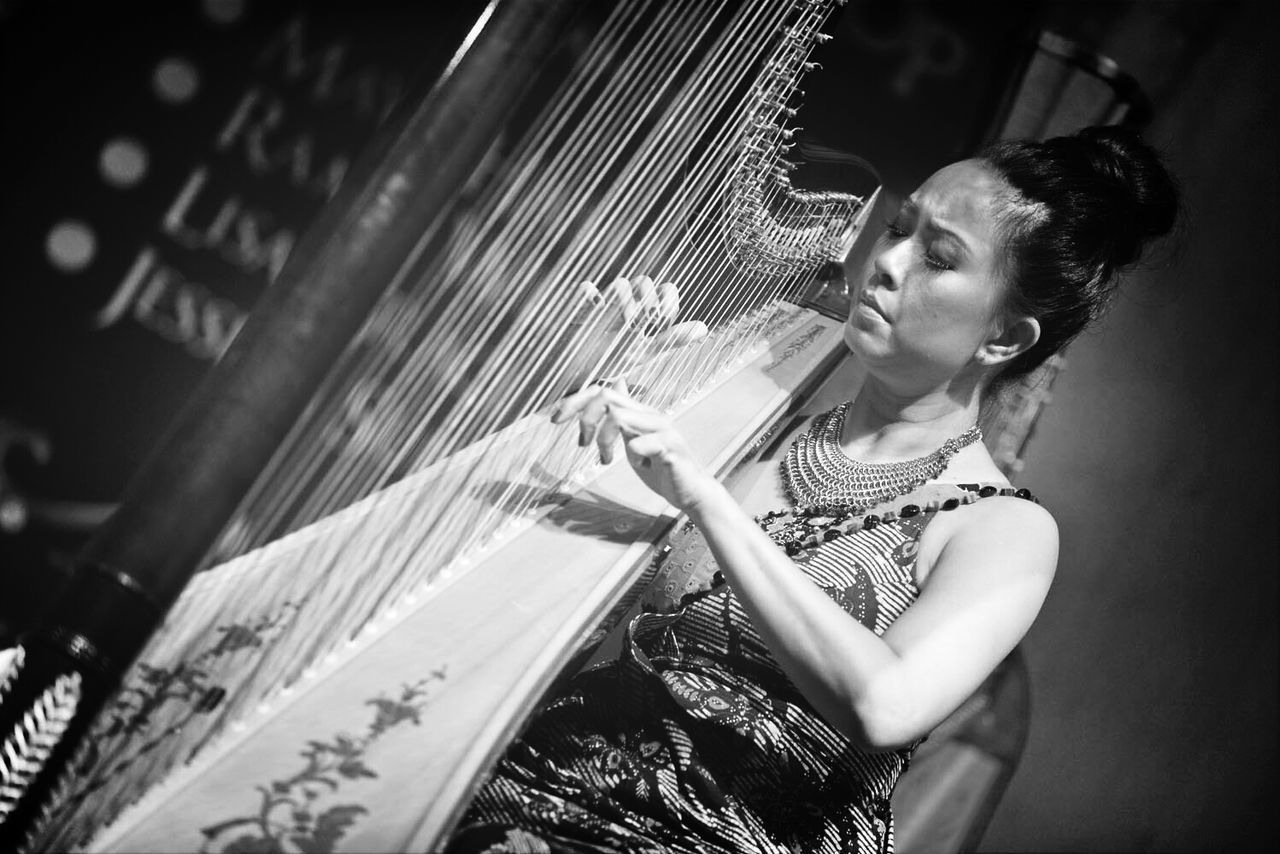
[{"x1": 448, "y1": 480, "x2": 1036, "y2": 854}]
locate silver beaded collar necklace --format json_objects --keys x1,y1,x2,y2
[{"x1": 780, "y1": 401, "x2": 983, "y2": 511}]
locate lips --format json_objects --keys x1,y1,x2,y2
[{"x1": 856, "y1": 290, "x2": 887, "y2": 321}]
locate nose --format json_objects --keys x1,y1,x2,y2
[{"x1": 871, "y1": 237, "x2": 911, "y2": 290}]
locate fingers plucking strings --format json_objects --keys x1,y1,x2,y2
[{"x1": 551, "y1": 380, "x2": 666, "y2": 465}]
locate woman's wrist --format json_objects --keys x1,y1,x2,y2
[{"x1": 681, "y1": 476, "x2": 737, "y2": 525}]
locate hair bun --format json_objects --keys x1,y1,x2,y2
[
  {"x1": 979, "y1": 124, "x2": 1181, "y2": 383},
  {"x1": 1070, "y1": 125, "x2": 1179, "y2": 268}
]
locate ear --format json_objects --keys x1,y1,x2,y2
[{"x1": 976, "y1": 315, "x2": 1040, "y2": 367}]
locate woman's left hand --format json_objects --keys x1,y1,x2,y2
[
  {"x1": 551, "y1": 380, "x2": 721, "y2": 513},
  {"x1": 562, "y1": 276, "x2": 707, "y2": 390}
]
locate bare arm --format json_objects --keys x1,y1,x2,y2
[{"x1": 689, "y1": 483, "x2": 1057, "y2": 750}]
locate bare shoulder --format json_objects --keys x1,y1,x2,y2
[
  {"x1": 955, "y1": 492, "x2": 1057, "y2": 532},
  {"x1": 916, "y1": 494, "x2": 1059, "y2": 587}
]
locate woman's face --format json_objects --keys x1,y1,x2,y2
[{"x1": 843, "y1": 159, "x2": 1011, "y2": 391}]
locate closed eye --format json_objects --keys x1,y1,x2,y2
[
  {"x1": 883, "y1": 218, "x2": 909, "y2": 239},
  {"x1": 886, "y1": 217, "x2": 954, "y2": 272},
  {"x1": 924, "y1": 253, "x2": 954, "y2": 272}
]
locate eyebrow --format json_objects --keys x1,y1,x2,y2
[{"x1": 902, "y1": 199, "x2": 974, "y2": 258}]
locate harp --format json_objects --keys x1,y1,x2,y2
[{"x1": 1, "y1": 1, "x2": 885, "y2": 850}]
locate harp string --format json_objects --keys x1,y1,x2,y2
[
  {"x1": 220, "y1": 0, "x2": 830, "y2": 701},
  {"x1": 179, "y1": 0, "x2": 830, "y2": 719},
  {"x1": 50, "y1": 2, "x2": 859, "y2": 843},
  {"x1": 403, "y1": 0, "x2": 782, "y2": 404},
  {"x1": 298, "y1": 0, "x2": 816, "y2": 673},
  {"x1": 378, "y1": 11, "x2": 829, "y2": 560},
  {"x1": 386, "y1": 3, "x2": 760, "y2": 443},
  {"x1": 408, "y1": 0, "x2": 821, "y2": 451},
  {"x1": 227, "y1": 0, "x2": 751, "y2": 547},
  {"x1": 231, "y1": 0, "x2": 779, "y2": 706},
  {"x1": 218, "y1": 1, "x2": 665, "y2": 541},
  {"x1": 238, "y1": 0, "x2": 793, "y2": 551}
]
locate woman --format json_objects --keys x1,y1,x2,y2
[{"x1": 448, "y1": 125, "x2": 1179, "y2": 853}]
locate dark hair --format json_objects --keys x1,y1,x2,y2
[{"x1": 980, "y1": 125, "x2": 1179, "y2": 383}]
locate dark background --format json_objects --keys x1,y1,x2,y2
[{"x1": 0, "y1": 1, "x2": 1275, "y2": 850}]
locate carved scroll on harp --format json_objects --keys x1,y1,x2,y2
[{"x1": 28, "y1": 2, "x2": 874, "y2": 852}]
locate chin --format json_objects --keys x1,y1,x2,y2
[
  {"x1": 843, "y1": 320, "x2": 893, "y2": 372},
  {"x1": 842, "y1": 321, "x2": 860, "y2": 353},
  {"x1": 843, "y1": 319, "x2": 878, "y2": 356}
]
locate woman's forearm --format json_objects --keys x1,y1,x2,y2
[{"x1": 686, "y1": 481, "x2": 918, "y2": 749}]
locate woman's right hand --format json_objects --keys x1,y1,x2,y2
[{"x1": 551, "y1": 379, "x2": 723, "y2": 513}]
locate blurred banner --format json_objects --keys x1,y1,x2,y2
[{"x1": 0, "y1": 0, "x2": 478, "y2": 631}]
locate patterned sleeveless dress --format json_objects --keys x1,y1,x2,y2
[{"x1": 447, "y1": 480, "x2": 1036, "y2": 854}]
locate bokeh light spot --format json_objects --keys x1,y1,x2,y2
[
  {"x1": 202, "y1": 0, "x2": 247, "y2": 25},
  {"x1": 46, "y1": 221, "x2": 97, "y2": 272},
  {"x1": 153, "y1": 57, "x2": 200, "y2": 104},
  {"x1": 99, "y1": 137, "x2": 149, "y2": 187}
]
